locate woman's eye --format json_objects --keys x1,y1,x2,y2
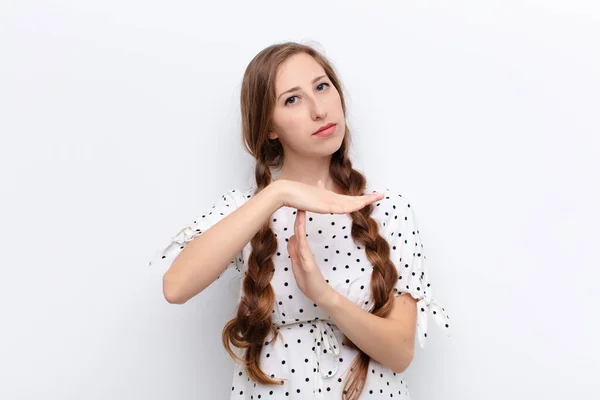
[{"x1": 284, "y1": 82, "x2": 330, "y2": 105}]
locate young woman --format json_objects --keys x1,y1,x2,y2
[{"x1": 150, "y1": 42, "x2": 451, "y2": 400}]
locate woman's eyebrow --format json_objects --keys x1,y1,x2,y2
[{"x1": 277, "y1": 74, "x2": 327, "y2": 100}]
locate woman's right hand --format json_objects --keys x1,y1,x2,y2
[{"x1": 273, "y1": 179, "x2": 384, "y2": 214}]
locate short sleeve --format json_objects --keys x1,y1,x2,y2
[
  {"x1": 148, "y1": 188, "x2": 247, "y2": 279},
  {"x1": 383, "y1": 191, "x2": 452, "y2": 348}
]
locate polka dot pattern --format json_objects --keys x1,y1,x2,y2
[
  {"x1": 149, "y1": 189, "x2": 245, "y2": 279},
  {"x1": 150, "y1": 186, "x2": 452, "y2": 399}
]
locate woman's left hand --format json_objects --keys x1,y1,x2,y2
[{"x1": 287, "y1": 180, "x2": 336, "y2": 306}]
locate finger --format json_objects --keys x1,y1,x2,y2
[
  {"x1": 295, "y1": 210, "x2": 312, "y2": 261},
  {"x1": 363, "y1": 192, "x2": 384, "y2": 205},
  {"x1": 297, "y1": 209, "x2": 307, "y2": 248},
  {"x1": 294, "y1": 209, "x2": 306, "y2": 256},
  {"x1": 294, "y1": 208, "x2": 301, "y2": 238},
  {"x1": 287, "y1": 235, "x2": 296, "y2": 259},
  {"x1": 344, "y1": 192, "x2": 384, "y2": 213}
]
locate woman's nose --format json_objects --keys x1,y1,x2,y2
[{"x1": 309, "y1": 97, "x2": 327, "y2": 119}]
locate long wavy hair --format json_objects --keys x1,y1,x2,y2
[{"x1": 221, "y1": 41, "x2": 400, "y2": 400}]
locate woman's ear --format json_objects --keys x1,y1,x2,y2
[{"x1": 268, "y1": 131, "x2": 279, "y2": 140}]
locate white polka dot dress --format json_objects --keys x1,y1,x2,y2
[{"x1": 149, "y1": 186, "x2": 452, "y2": 399}]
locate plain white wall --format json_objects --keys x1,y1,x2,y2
[{"x1": 1, "y1": 1, "x2": 598, "y2": 399}]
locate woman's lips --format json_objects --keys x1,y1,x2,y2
[{"x1": 313, "y1": 124, "x2": 337, "y2": 137}]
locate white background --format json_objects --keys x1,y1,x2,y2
[{"x1": 1, "y1": 1, "x2": 598, "y2": 399}]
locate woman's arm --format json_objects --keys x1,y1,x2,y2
[
  {"x1": 319, "y1": 292, "x2": 417, "y2": 374},
  {"x1": 163, "y1": 182, "x2": 283, "y2": 304}
]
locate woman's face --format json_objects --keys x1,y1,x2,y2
[{"x1": 269, "y1": 52, "x2": 345, "y2": 158}]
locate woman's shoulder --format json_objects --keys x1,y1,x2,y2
[
  {"x1": 365, "y1": 186, "x2": 416, "y2": 228},
  {"x1": 220, "y1": 182, "x2": 263, "y2": 208}
]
